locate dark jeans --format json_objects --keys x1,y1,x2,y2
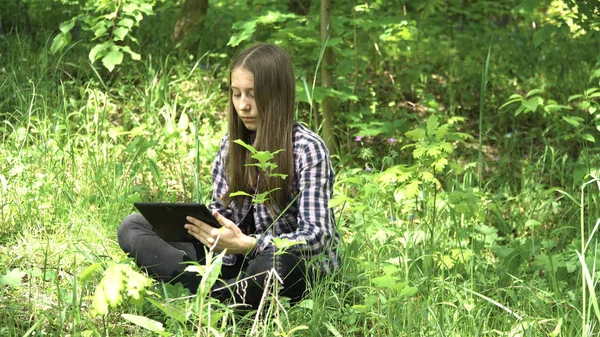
[{"x1": 117, "y1": 214, "x2": 310, "y2": 308}]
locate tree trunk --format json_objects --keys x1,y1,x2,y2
[
  {"x1": 320, "y1": 0, "x2": 336, "y2": 153},
  {"x1": 288, "y1": 0, "x2": 311, "y2": 15},
  {"x1": 171, "y1": 0, "x2": 209, "y2": 48}
]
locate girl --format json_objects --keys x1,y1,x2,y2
[{"x1": 118, "y1": 43, "x2": 340, "y2": 308}]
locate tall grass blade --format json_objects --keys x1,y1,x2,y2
[{"x1": 478, "y1": 39, "x2": 492, "y2": 188}]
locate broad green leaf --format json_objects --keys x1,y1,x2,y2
[
  {"x1": 433, "y1": 157, "x2": 448, "y2": 172},
  {"x1": 93, "y1": 264, "x2": 125, "y2": 315},
  {"x1": 590, "y1": 105, "x2": 598, "y2": 114},
  {"x1": 399, "y1": 285, "x2": 418, "y2": 297},
  {"x1": 439, "y1": 142, "x2": 454, "y2": 154},
  {"x1": 585, "y1": 87, "x2": 599, "y2": 95},
  {"x1": 426, "y1": 115, "x2": 439, "y2": 137},
  {"x1": 533, "y1": 27, "x2": 550, "y2": 47},
  {"x1": 543, "y1": 104, "x2": 570, "y2": 113},
  {"x1": 568, "y1": 94, "x2": 583, "y2": 102},
  {"x1": 198, "y1": 251, "x2": 225, "y2": 295},
  {"x1": 435, "y1": 124, "x2": 450, "y2": 140},
  {"x1": 89, "y1": 42, "x2": 112, "y2": 63},
  {"x1": 50, "y1": 33, "x2": 69, "y2": 54},
  {"x1": 94, "y1": 25, "x2": 108, "y2": 38},
  {"x1": 476, "y1": 224, "x2": 497, "y2": 236},
  {"x1": 120, "y1": 45, "x2": 141, "y2": 60},
  {"x1": 562, "y1": 115, "x2": 582, "y2": 127},
  {"x1": 582, "y1": 101, "x2": 591, "y2": 110},
  {"x1": 426, "y1": 146, "x2": 441, "y2": 157},
  {"x1": 405, "y1": 128, "x2": 425, "y2": 141},
  {"x1": 102, "y1": 50, "x2": 124, "y2": 72},
  {"x1": 59, "y1": 19, "x2": 76, "y2": 34},
  {"x1": 178, "y1": 112, "x2": 189, "y2": 130},
  {"x1": 252, "y1": 151, "x2": 275, "y2": 164},
  {"x1": 121, "y1": 314, "x2": 168, "y2": 336},
  {"x1": 118, "y1": 18, "x2": 135, "y2": 29},
  {"x1": 522, "y1": 97, "x2": 542, "y2": 112},
  {"x1": 591, "y1": 68, "x2": 600, "y2": 81},
  {"x1": 0, "y1": 268, "x2": 26, "y2": 288},
  {"x1": 233, "y1": 139, "x2": 257, "y2": 154},
  {"x1": 403, "y1": 180, "x2": 420, "y2": 199},
  {"x1": 499, "y1": 98, "x2": 522, "y2": 111},
  {"x1": 228, "y1": 20, "x2": 257, "y2": 47},
  {"x1": 273, "y1": 237, "x2": 306, "y2": 254},
  {"x1": 113, "y1": 27, "x2": 129, "y2": 41},
  {"x1": 581, "y1": 134, "x2": 595, "y2": 143},
  {"x1": 526, "y1": 88, "x2": 543, "y2": 97}
]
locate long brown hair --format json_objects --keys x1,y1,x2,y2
[{"x1": 223, "y1": 43, "x2": 295, "y2": 213}]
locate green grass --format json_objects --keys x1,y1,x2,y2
[{"x1": 1, "y1": 29, "x2": 600, "y2": 337}]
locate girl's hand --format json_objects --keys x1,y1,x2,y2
[{"x1": 184, "y1": 211, "x2": 256, "y2": 254}]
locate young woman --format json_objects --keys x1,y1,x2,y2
[{"x1": 118, "y1": 43, "x2": 340, "y2": 308}]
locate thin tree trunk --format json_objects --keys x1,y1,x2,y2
[
  {"x1": 171, "y1": 0, "x2": 209, "y2": 48},
  {"x1": 320, "y1": 0, "x2": 336, "y2": 153}
]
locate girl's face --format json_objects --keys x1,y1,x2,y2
[{"x1": 231, "y1": 67, "x2": 259, "y2": 131}]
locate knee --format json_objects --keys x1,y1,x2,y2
[{"x1": 117, "y1": 213, "x2": 147, "y2": 252}]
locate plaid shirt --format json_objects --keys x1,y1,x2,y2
[{"x1": 209, "y1": 122, "x2": 341, "y2": 273}]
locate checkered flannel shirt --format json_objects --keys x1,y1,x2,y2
[{"x1": 209, "y1": 122, "x2": 341, "y2": 273}]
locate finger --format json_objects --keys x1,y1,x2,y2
[
  {"x1": 212, "y1": 211, "x2": 234, "y2": 229},
  {"x1": 186, "y1": 217, "x2": 212, "y2": 234}
]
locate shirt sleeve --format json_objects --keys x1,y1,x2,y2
[{"x1": 252, "y1": 139, "x2": 335, "y2": 257}]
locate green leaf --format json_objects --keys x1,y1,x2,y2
[
  {"x1": 405, "y1": 128, "x2": 425, "y2": 141},
  {"x1": 568, "y1": 94, "x2": 583, "y2": 102},
  {"x1": 113, "y1": 27, "x2": 129, "y2": 41},
  {"x1": 120, "y1": 45, "x2": 141, "y2": 60},
  {"x1": 121, "y1": 314, "x2": 168, "y2": 336},
  {"x1": 499, "y1": 98, "x2": 522, "y2": 111},
  {"x1": 533, "y1": 27, "x2": 551, "y2": 47},
  {"x1": 581, "y1": 134, "x2": 595, "y2": 143},
  {"x1": 476, "y1": 224, "x2": 498, "y2": 236},
  {"x1": 562, "y1": 115, "x2": 582, "y2": 127},
  {"x1": 102, "y1": 50, "x2": 124, "y2": 72},
  {"x1": 399, "y1": 285, "x2": 418, "y2": 297},
  {"x1": 118, "y1": 18, "x2": 135, "y2": 29},
  {"x1": 439, "y1": 142, "x2": 454, "y2": 154},
  {"x1": 94, "y1": 25, "x2": 108, "y2": 38},
  {"x1": 80, "y1": 262, "x2": 102, "y2": 283},
  {"x1": 59, "y1": 19, "x2": 76, "y2": 34},
  {"x1": 198, "y1": 251, "x2": 224, "y2": 295},
  {"x1": 50, "y1": 33, "x2": 70, "y2": 54},
  {"x1": 582, "y1": 101, "x2": 591, "y2": 110},
  {"x1": 228, "y1": 20, "x2": 257, "y2": 47},
  {"x1": 526, "y1": 88, "x2": 543, "y2": 97},
  {"x1": 403, "y1": 180, "x2": 421, "y2": 199},
  {"x1": 0, "y1": 268, "x2": 26, "y2": 288},
  {"x1": 433, "y1": 157, "x2": 448, "y2": 172},
  {"x1": 543, "y1": 104, "x2": 570, "y2": 113},
  {"x1": 89, "y1": 42, "x2": 112, "y2": 63},
  {"x1": 426, "y1": 115, "x2": 439, "y2": 137},
  {"x1": 178, "y1": 112, "x2": 189, "y2": 130},
  {"x1": 233, "y1": 139, "x2": 257, "y2": 154},
  {"x1": 522, "y1": 97, "x2": 542, "y2": 112}
]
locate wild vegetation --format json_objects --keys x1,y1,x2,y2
[{"x1": 1, "y1": 0, "x2": 599, "y2": 336}]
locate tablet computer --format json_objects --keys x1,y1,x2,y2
[{"x1": 133, "y1": 202, "x2": 221, "y2": 242}]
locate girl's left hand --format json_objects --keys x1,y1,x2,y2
[{"x1": 185, "y1": 211, "x2": 256, "y2": 254}]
